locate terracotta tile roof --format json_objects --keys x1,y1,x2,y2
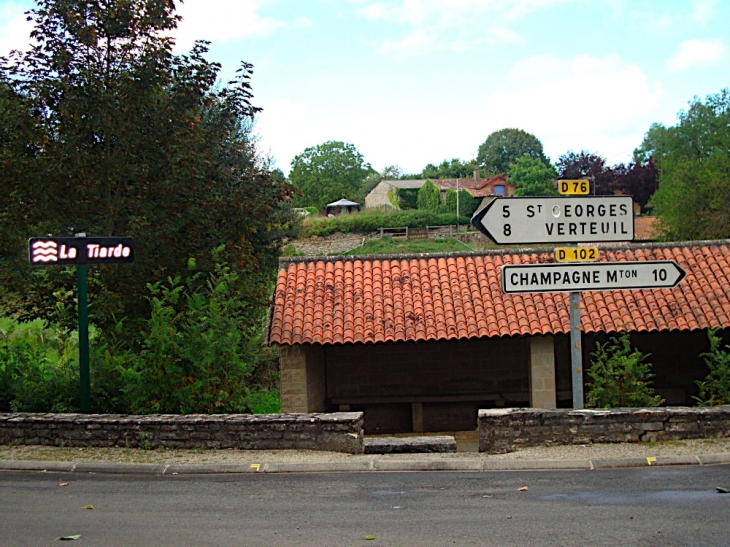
[{"x1": 266, "y1": 240, "x2": 730, "y2": 346}]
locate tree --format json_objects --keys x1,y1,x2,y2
[
  {"x1": 555, "y1": 151, "x2": 614, "y2": 195},
  {"x1": 289, "y1": 141, "x2": 374, "y2": 210},
  {"x1": 586, "y1": 333, "x2": 663, "y2": 408},
  {"x1": 417, "y1": 180, "x2": 440, "y2": 212},
  {"x1": 422, "y1": 158, "x2": 477, "y2": 179},
  {"x1": 476, "y1": 128, "x2": 548, "y2": 175},
  {"x1": 643, "y1": 89, "x2": 730, "y2": 240},
  {"x1": 509, "y1": 154, "x2": 558, "y2": 197},
  {"x1": 0, "y1": 0, "x2": 295, "y2": 341},
  {"x1": 610, "y1": 160, "x2": 659, "y2": 212}
]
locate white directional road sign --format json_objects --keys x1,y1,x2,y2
[
  {"x1": 471, "y1": 196, "x2": 634, "y2": 244},
  {"x1": 501, "y1": 261, "x2": 685, "y2": 294}
]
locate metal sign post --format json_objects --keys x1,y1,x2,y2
[
  {"x1": 29, "y1": 235, "x2": 134, "y2": 413},
  {"x1": 570, "y1": 289, "x2": 584, "y2": 409}
]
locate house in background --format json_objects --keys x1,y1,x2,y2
[{"x1": 364, "y1": 171, "x2": 516, "y2": 211}]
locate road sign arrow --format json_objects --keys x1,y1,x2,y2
[
  {"x1": 471, "y1": 196, "x2": 634, "y2": 244},
  {"x1": 501, "y1": 260, "x2": 686, "y2": 294}
]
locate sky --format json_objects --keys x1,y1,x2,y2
[{"x1": 1, "y1": 0, "x2": 728, "y2": 176}]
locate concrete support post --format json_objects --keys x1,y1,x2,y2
[
  {"x1": 411, "y1": 402, "x2": 424, "y2": 433},
  {"x1": 529, "y1": 335, "x2": 557, "y2": 408},
  {"x1": 279, "y1": 345, "x2": 326, "y2": 413}
]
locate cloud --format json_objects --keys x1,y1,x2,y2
[
  {"x1": 172, "y1": 0, "x2": 307, "y2": 52},
  {"x1": 666, "y1": 39, "x2": 725, "y2": 72},
  {"x1": 691, "y1": 0, "x2": 718, "y2": 24},
  {"x1": 357, "y1": 0, "x2": 574, "y2": 56},
  {"x1": 476, "y1": 54, "x2": 664, "y2": 164},
  {"x1": 0, "y1": 2, "x2": 35, "y2": 57}
]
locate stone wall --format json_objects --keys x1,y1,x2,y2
[
  {"x1": 0, "y1": 412, "x2": 364, "y2": 454},
  {"x1": 478, "y1": 406, "x2": 730, "y2": 454}
]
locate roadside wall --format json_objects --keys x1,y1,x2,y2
[
  {"x1": 478, "y1": 406, "x2": 730, "y2": 454},
  {"x1": 0, "y1": 412, "x2": 364, "y2": 454}
]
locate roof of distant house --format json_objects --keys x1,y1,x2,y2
[
  {"x1": 326, "y1": 199, "x2": 360, "y2": 207},
  {"x1": 266, "y1": 240, "x2": 730, "y2": 346},
  {"x1": 381, "y1": 175, "x2": 511, "y2": 198}
]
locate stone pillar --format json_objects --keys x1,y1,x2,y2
[
  {"x1": 280, "y1": 345, "x2": 326, "y2": 413},
  {"x1": 529, "y1": 335, "x2": 556, "y2": 408}
]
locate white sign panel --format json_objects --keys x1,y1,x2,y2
[
  {"x1": 471, "y1": 196, "x2": 634, "y2": 244},
  {"x1": 501, "y1": 261, "x2": 685, "y2": 294}
]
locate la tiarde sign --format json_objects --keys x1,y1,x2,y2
[
  {"x1": 27, "y1": 234, "x2": 134, "y2": 414},
  {"x1": 29, "y1": 236, "x2": 134, "y2": 266},
  {"x1": 471, "y1": 196, "x2": 634, "y2": 244}
]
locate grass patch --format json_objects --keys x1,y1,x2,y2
[{"x1": 247, "y1": 389, "x2": 282, "y2": 414}]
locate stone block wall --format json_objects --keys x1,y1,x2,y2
[
  {"x1": 478, "y1": 406, "x2": 730, "y2": 454},
  {"x1": 0, "y1": 412, "x2": 364, "y2": 454}
]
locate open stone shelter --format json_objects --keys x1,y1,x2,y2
[{"x1": 265, "y1": 240, "x2": 730, "y2": 434}]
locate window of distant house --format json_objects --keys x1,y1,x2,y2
[{"x1": 493, "y1": 185, "x2": 506, "y2": 196}]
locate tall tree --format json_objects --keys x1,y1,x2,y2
[
  {"x1": 0, "y1": 0, "x2": 295, "y2": 339},
  {"x1": 289, "y1": 141, "x2": 374, "y2": 209},
  {"x1": 610, "y1": 160, "x2": 658, "y2": 212},
  {"x1": 422, "y1": 158, "x2": 478, "y2": 179},
  {"x1": 555, "y1": 151, "x2": 615, "y2": 195},
  {"x1": 643, "y1": 89, "x2": 730, "y2": 239},
  {"x1": 476, "y1": 128, "x2": 548, "y2": 175},
  {"x1": 509, "y1": 154, "x2": 558, "y2": 197}
]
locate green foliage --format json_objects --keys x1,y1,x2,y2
[
  {"x1": 302, "y1": 209, "x2": 470, "y2": 237},
  {"x1": 121, "y1": 249, "x2": 256, "y2": 414},
  {"x1": 694, "y1": 328, "x2": 730, "y2": 406},
  {"x1": 422, "y1": 158, "x2": 477, "y2": 179},
  {"x1": 443, "y1": 189, "x2": 458, "y2": 214},
  {"x1": 0, "y1": 0, "x2": 296, "y2": 343},
  {"x1": 387, "y1": 188, "x2": 401, "y2": 208},
  {"x1": 247, "y1": 389, "x2": 282, "y2": 414},
  {"x1": 398, "y1": 188, "x2": 419, "y2": 210},
  {"x1": 0, "y1": 316, "x2": 127, "y2": 413},
  {"x1": 586, "y1": 333, "x2": 664, "y2": 408},
  {"x1": 477, "y1": 128, "x2": 549, "y2": 175},
  {"x1": 417, "y1": 180, "x2": 441, "y2": 212},
  {"x1": 509, "y1": 154, "x2": 558, "y2": 197},
  {"x1": 458, "y1": 189, "x2": 480, "y2": 218},
  {"x1": 290, "y1": 141, "x2": 375, "y2": 210},
  {"x1": 643, "y1": 89, "x2": 730, "y2": 240}
]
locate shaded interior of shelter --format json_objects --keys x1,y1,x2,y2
[{"x1": 289, "y1": 329, "x2": 728, "y2": 435}]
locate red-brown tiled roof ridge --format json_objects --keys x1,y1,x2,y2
[{"x1": 266, "y1": 240, "x2": 730, "y2": 346}]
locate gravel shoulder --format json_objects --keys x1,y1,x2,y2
[{"x1": 1, "y1": 438, "x2": 729, "y2": 465}]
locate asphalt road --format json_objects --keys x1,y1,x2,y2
[{"x1": 1, "y1": 466, "x2": 729, "y2": 546}]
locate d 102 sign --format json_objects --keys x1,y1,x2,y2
[{"x1": 28, "y1": 237, "x2": 134, "y2": 266}]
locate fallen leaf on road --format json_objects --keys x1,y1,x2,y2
[
  {"x1": 364, "y1": 535, "x2": 375, "y2": 540},
  {"x1": 58, "y1": 534, "x2": 81, "y2": 541},
  {"x1": 717, "y1": 487, "x2": 729, "y2": 494},
  {"x1": 58, "y1": 483, "x2": 69, "y2": 487},
  {"x1": 83, "y1": 505, "x2": 94, "y2": 510},
  {"x1": 518, "y1": 486, "x2": 529, "y2": 491}
]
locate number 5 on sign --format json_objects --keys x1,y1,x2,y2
[{"x1": 559, "y1": 179, "x2": 590, "y2": 195}]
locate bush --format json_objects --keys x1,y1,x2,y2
[
  {"x1": 694, "y1": 328, "x2": 730, "y2": 406},
  {"x1": 120, "y1": 248, "x2": 259, "y2": 414},
  {"x1": 586, "y1": 333, "x2": 664, "y2": 408},
  {"x1": 417, "y1": 179, "x2": 441, "y2": 212},
  {"x1": 302, "y1": 209, "x2": 471, "y2": 237}
]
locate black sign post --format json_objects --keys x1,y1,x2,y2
[{"x1": 28, "y1": 234, "x2": 135, "y2": 412}]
